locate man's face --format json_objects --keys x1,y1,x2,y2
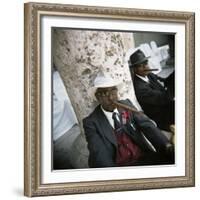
[
  {"x1": 95, "y1": 86, "x2": 118, "y2": 112},
  {"x1": 133, "y1": 61, "x2": 150, "y2": 77}
]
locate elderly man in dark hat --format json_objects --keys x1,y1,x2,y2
[
  {"x1": 83, "y1": 73, "x2": 174, "y2": 168},
  {"x1": 129, "y1": 49, "x2": 175, "y2": 131}
]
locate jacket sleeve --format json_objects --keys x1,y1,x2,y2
[
  {"x1": 132, "y1": 111, "x2": 169, "y2": 152},
  {"x1": 124, "y1": 99, "x2": 169, "y2": 151},
  {"x1": 83, "y1": 118, "x2": 116, "y2": 168}
]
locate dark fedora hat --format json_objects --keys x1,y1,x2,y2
[{"x1": 129, "y1": 49, "x2": 150, "y2": 68}]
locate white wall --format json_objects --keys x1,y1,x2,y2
[{"x1": 0, "y1": 0, "x2": 199, "y2": 199}]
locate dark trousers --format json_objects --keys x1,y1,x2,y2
[
  {"x1": 133, "y1": 151, "x2": 175, "y2": 166},
  {"x1": 117, "y1": 151, "x2": 175, "y2": 167}
]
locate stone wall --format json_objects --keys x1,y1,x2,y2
[{"x1": 53, "y1": 29, "x2": 139, "y2": 127}]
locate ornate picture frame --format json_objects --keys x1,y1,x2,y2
[{"x1": 24, "y1": 2, "x2": 195, "y2": 197}]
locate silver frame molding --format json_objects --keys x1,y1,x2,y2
[{"x1": 24, "y1": 2, "x2": 195, "y2": 197}]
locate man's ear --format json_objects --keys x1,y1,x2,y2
[
  {"x1": 133, "y1": 67, "x2": 138, "y2": 74},
  {"x1": 95, "y1": 92, "x2": 100, "y2": 101}
]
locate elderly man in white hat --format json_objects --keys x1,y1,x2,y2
[{"x1": 83, "y1": 73, "x2": 174, "y2": 168}]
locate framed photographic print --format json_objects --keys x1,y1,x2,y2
[{"x1": 24, "y1": 2, "x2": 195, "y2": 197}]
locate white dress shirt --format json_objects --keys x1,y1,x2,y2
[{"x1": 101, "y1": 106, "x2": 120, "y2": 128}]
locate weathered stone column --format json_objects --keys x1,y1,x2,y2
[{"x1": 53, "y1": 29, "x2": 136, "y2": 125}]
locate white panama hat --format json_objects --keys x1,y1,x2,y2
[{"x1": 90, "y1": 73, "x2": 123, "y2": 99}]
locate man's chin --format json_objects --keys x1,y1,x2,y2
[
  {"x1": 103, "y1": 105, "x2": 117, "y2": 112},
  {"x1": 109, "y1": 104, "x2": 117, "y2": 111}
]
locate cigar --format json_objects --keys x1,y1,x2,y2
[
  {"x1": 144, "y1": 68, "x2": 159, "y2": 72},
  {"x1": 113, "y1": 101, "x2": 139, "y2": 113}
]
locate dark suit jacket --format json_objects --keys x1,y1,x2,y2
[
  {"x1": 83, "y1": 99, "x2": 169, "y2": 168},
  {"x1": 133, "y1": 73, "x2": 174, "y2": 131}
]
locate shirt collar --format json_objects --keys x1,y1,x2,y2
[
  {"x1": 101, "y1": 106, "x2": 119, "y2": 128},
  {"x1": 136, "y1": 74, "x2": 149, "y2": 83}
]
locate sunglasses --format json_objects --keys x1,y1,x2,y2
[{"x1": 96, "y1": 88, "x2": 118, "y2": 97}]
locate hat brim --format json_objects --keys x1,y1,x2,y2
[
  {"x1": 90, "y1": 80, "x2": 123, "y2": 100},
  {"x1": 129, "y1": 56, "x2": 150, "y2": 68}
]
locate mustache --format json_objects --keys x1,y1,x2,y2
[{"x1": 144, "y1": 68, "x2": 159, "y2": 72}]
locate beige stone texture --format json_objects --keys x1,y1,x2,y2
[{"x1": 53, "y1": 29, "x2": 138, "y2": 125}]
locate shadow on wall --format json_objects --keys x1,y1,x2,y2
[{"x1": 53, "y1": 124, "x2": 89, "y2": 169}]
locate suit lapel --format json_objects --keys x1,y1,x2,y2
[
  {"x1": 148, "y1": 74, "x2": 164, "y2": 90},
  {"x1": 96, "y1": 106, "x2": 118, "y2": 147}
]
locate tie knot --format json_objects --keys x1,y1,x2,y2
[
  {"x1": 112, "y1": 112, "x2": 117, "y2": 119},
  {"x1": 112, "y1": 112, "x2": 121, "y2": 129}
]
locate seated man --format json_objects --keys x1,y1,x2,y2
[
  {"x1": 129, "y1": 49, "x2": 175, "y2": 131},
  {"x1": 83, "y1": 73, "x2": 174, "y2": 168}
]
